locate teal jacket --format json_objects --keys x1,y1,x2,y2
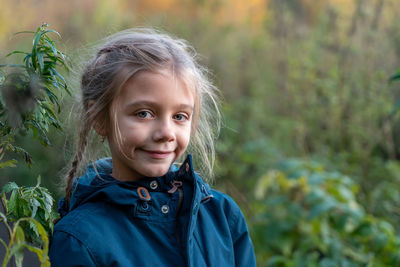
[{"x1": 49, "y1": 155, "x2": 256, "y2": 266}]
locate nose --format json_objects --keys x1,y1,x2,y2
[{"x1": 152, "y1": 118, "x2": 175, "y2": 142}]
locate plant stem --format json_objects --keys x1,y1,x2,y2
[
  {"x1": 1, "y1": 221, "x2": 18, "y2": 267},
  {"x1": 0, "y1": 197, "x2": 6, "y2": 214},
  {"x1": 0, "y1": 197, "x2": 11, "y2": 239}
]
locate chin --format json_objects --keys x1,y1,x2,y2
[{"x1": 143, "y1": 166, "x2": 170, "y2": 178}]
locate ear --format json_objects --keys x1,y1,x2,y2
[
  {"x1": 93, "y1": 118, "x2": 107, "y2": 137},
  {"x1": 88, "y1": 100, "x2": 107, "y2": 137}
]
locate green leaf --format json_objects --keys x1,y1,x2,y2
[
  {"x1": 37, "y1": 53, "x2": 44, "y2": 72},
  {"x1": 35, "y1": 175, "x2": 42, "y2": 187},
  {"x1": 1, "y1": 182, "x2": 18, "y2": 194},
  {"x1": 28, "y1": 220, "x2": 39, "y2": 238},
  {"x1": 49, "y1": 67, "x2": 69, "y2": 93},
  {"x1": 15, "y1": 225, "x2": 25, "y2": 244},
  {"x1": 43, "y1": 38, "x2": 58, "y2": 56},
  {"x1": 389, "y1": 98, "x2": 400, "y2": 117},
  {"x1": 42, "y1": 192, "x2": 53, "y2": 213},
  {"x1": 30, "y1": 198, "x2": 40, "y2": 218},
  {"x1": 12, "y1": 30, "x2": 35, "y2": 36},
  {"x1": 7, "y1": 190, "x2": 18, "y2": 214},
  {"x1": 28, "y1": 219, "x2": 49, "y2": 263},
  {"x1": 0, "y1": 211, "x2": 8, "y2": 225},
  {"x1": 0, "y1": 159, "x2": 18, "y2": 168},
  {"x1": 41, "y1": 30, "x2": 61, "y2": 39},
  {"x1": 7, "y1": 243, "x2": 25, "y2": 267},
  {"x1": 24, "y1": 244, "x2": 45, "y2": 263},
  {"x1": 5, "y1": 51, "x2": 28, "y2": 57},
  {"x1": 389, "y1": 71, "x2": 400, "y2": 82}
]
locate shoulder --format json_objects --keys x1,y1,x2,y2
[
  {"x1": 50, "y1": 226, "x2": 98, "y2": 266},
  {"x1": 195, "y1": 175, "x2": 245, "y2": 233},
  {"x1": 210, "y1": 189, "x2": 244, "y2": 227},
  {"x1": 195, "y1": 173, "x2": 241, "y2": 211},
  {"x1": 53, "y1": 200, "x2": 116, "y2": 248},
  {"x1": 51, "y1": 201, "x2": 120, "y2": 265},
  {"x1": 55, "y1": 201, "x2": 105, "y2": 231}
]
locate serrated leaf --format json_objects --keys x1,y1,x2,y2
[
  {"x1": 19, "y1": 198, "x2": 30, "y2": 218},
  {"x1": 42, "y1": 192, "x2": 53, "y2": 212},
  {"x1": 28, "y1": 218, "x2": 49, "y2": 263},
  {"x1": 30, "y1": 198, "x2": 40, "y2": 218},
  {"x1": 1, "y1": 181, "x2": 19, "y2": 194},
  {"x1": 8, "y1": 190, "x2": 18, "y2": 215},
  {"x1": 28, "y1": 220, "x2": 39, "y2": 237}
]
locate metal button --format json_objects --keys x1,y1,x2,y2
[
  {"x1": 150, "y1": 180, "x2": 158, "y2": 190},
  {"x1": 161, "y1": 205, "x2": 169, "y2": 214}
]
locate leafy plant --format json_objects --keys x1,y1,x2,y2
[
  {"x1": 0, "y1": 24, "x2": 68, "y2": 266},
  {"x1": 1, "y1": 177, "x2": 56, "y2": 245},
  {"x1": 0, "y1": 23, "x2": 69, "y2": 168},
  {"x1": 1, "y1": 178, "x2": 54, "y2": 267},
  {"x1": 252, "y1": 159, "x2": 400, "y2": 266}
]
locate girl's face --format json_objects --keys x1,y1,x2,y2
[{"x1": 107, "y1": 70, "x2": 194, "y2": 181}]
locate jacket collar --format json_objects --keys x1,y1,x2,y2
[{"x1": 58, "y1": 155, "x2": 213, "y2": 217}]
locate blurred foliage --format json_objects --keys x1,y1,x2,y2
[
  {"x1": 389, "y1": 68, "x2": 400, "y2": 116},
  {"x1": 253, "y1": 159, "x2": 400, "y2": 266},
  {"x1": 1, "y1": 0, "x2": 400, "y2": 266}
]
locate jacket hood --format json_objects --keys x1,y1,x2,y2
[{"x1": 58, "y1": 155, "x2": 213, "y2": 218}]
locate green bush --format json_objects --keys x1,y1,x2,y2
[
  {"x1": 1, "y1": 178, "x2": 54, "y2": 267},
  {"x1": 252, "y1": 159, "x2": 400, "y2": 266}
]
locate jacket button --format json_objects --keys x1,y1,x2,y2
[
  {"x1": 141, "y1": 201, "x2": 150, "y2": 211},
  {"x1": 150, "y1": 180, "x2": 158, "y2": 190},
  {"x1": 161, "y1": 205, "x2": 169, "y2": 214}
]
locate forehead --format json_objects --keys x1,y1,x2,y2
[{"x1": 115, "y1": 70, "x2": 195, "y2": 107}]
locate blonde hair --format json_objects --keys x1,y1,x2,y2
[{"x1": 65, "y1": 28, "x2": 220, "y2": 202}]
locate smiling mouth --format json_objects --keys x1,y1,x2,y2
[{"x1": 141, "y1": 150, "x2": 173, "y2": 159}]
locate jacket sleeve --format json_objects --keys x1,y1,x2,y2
[
  {"x1": 230, "y1": 203, "x2": 257, "y2": 267},
  {"x1": 49, "y1": 231, "x2": 97, "y2": 267}
]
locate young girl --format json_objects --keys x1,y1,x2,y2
[{"x1": 49, "y1": 28, "x2": 256, "y2": 267}]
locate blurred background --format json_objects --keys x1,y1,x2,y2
[{"x1": 2, "y1": 0, "x2": 400, "y2": 265}]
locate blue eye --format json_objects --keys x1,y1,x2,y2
[
  {"x1": 136, "y1": 111, "x2": 152, "y2": 119},
  {"x1": 174, "y1": 113, "x2": 188, "y2": 121}
]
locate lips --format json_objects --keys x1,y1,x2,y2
[{"x1": 141, "y1": 149, "x2": 173, "y2": 159}]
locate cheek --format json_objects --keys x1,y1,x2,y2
[
  {"x1": 178, "y1": 126, "x2": 192, "y2": 152},
  {"x1": 124, "y1": 127, "x2": 148, "y2": 144}
]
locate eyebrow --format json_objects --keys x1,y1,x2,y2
[{"x1": 125, "y1": 100, "x2": 194, "y2": 111}]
